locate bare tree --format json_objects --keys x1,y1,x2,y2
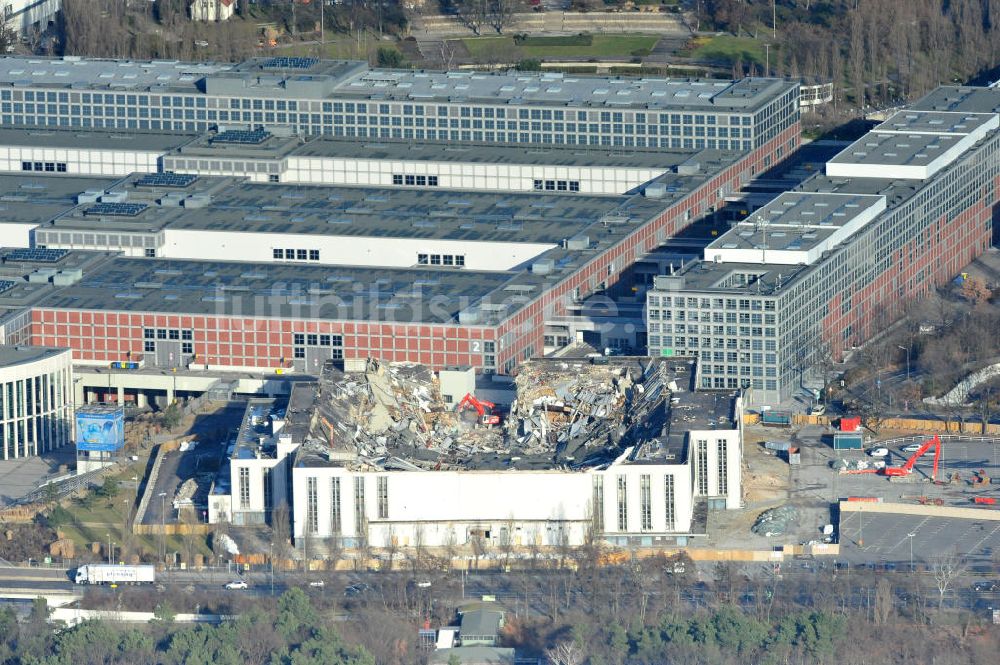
[
  {"x1": 873, "y1": 577, "x2": 893, "y2": 625},
  {"x1": 931, "y1": 552, "x2": 966, "y2": 609},
  {"x1": 546, "y1": 640, "x2": 586, "y2": 665},
  {"x1": 456, "y1": 0, "x2": 490, "y2": 35},
  {"x1": 487, "y1": 0, "x2": 517, "y2": 34},
  {"x1": 470, "y1": 529, "x2": 489, "y2": 570},
  {"x1": 271, "y1": 503, "x2": 291, "y2": 560},
  {"x1": 498, "y1": 515, "x2": 516, "y2": 570}
]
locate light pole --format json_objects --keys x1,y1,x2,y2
[
  {"x1": 270, "y1": 542, "x2": 274, "y2": 597},
  {"x1": 907, "y1": 533, "x2": 915, "y2": 572},
  {"x1": 858, "y1": 506, "x2": 863, "y2": 548},
  {"x1": 897, "y1": 345, "x2": 910, "y2": 381},
  {"x1": 107, "y1": 533, "x2": 111, "y2": 564}
]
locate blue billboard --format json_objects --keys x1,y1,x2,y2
[{"x1": 75, "y1": 408, "x2": 125, "y2": 452}]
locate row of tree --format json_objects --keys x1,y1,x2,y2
[
  {"x1": 0, "y1": 590, "x2": 373, "y2": 665},
  {"x1": 698, "y1": 0, "x2": 1000, "y2": 109}
]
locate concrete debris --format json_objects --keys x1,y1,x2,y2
[
  {"x1": 751, "y1": 505, "x2": 798, "y2": 537},
  {"x1": 299, "y1": 357, "x2": 691, "y2": 473},
  {"x1": 831, "y1": 459, "x2": 884, "y2": 471}
]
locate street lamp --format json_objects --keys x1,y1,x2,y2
[
  {"x1": 907, "y1": 533, "x2": 916, "y2": 572},
  {"x1": 106, "y1": 533, "x2": 111, "y2": 565},
  {"x1": 897, "y1": 345, "x2": 911, "y2": 381}
]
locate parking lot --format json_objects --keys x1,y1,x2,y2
[{"x1": 838, "y1": 512, "x2": 1000, "y2": 565}]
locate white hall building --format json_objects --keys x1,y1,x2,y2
[{"x1": 209, "y1": 358, "x2": 743, "y2": 551}]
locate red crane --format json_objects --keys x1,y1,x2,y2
[
  {"x1": 881, "y1": 435, "x2": 942, "y2": 480},
  {"x1": 455, "y1": 393, "x2": 500, "y2": 426}
]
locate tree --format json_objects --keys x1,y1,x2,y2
[
  {"x1": 873, "y1": 578, "x2": 893, "y2": 626},
  {"x1": 487, "y1": 0, "x2": 517, "y2": 33},
  {"x1": 546, "y1": 640, "x2": 586, "y2": 665},
  {"x1": 161, "y1": 402, "x2": 182, "y2": 431},
  {"x1": 930, "y1": 552, "x2": 966, "y2": 609},
  {"x1": 272, "y1": 503, "x2": 291, "y2": 560},
  {"x1": 456, "y1": 0, "x2": 490, "y2": 35},
  {"x1": 95, "y1": 477, "x2": 120, "y2": 499},
  {"x1": 447, "y1": 653, "x2": 463, "y2": 665},
  {"x1": 960, "y1": 275, "x2": 992, "y2": 306},
  {"x1": 376, "y1": 46, "x2": 405, "y2": 68},
  {"x1": 153, "y1": 601, "x2": 177, "y2": 624}
]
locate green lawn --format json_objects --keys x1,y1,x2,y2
[
  {"x1": 688, "y1": 35, "x2": 767, "y2": 66},
  {"x1": 462, "y1": 34, "x2": 660, "y2": 60}
]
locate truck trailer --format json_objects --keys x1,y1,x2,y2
[{"x1": 74, "y1": 564, "x2": 155, "y2": 585}]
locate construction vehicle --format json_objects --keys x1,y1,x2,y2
[
  {"x1": 456, "y1": 393, "x2": 500, "y2": 426},
  {"x1": 881, "y1": 434, "x2": 942, "y2": 480},
  {"x1": 971, "y1": 469, "x2": 991, "y2": 487}
]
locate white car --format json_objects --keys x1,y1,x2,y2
[
  {"x1": 308, "y1": 580, "x2": 325, "y2": 588},
  {"x1": 868, "y1": 447, "x2": 889, "y2": 458},
  {"x1": 902, "y1": 443, "x2": 922, "y2": 453},
  {"x1": 224, "y1": 580, "x2": 248, "y2": 590}
]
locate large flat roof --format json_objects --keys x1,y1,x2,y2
[
  {"x1": 35, "y1": 255, "x2": 517, "y2": 323},
  {"x1": 0, "y1": 56, "x2": 797, "y2": 112},
  {"x1": 325, "y1": 68, "x2": 795, "y2": 111},
  {"x1": 0, "y1": 126, "x2": 199, "y2": 152},
  {"x1": 43, "y1": 151, "x2": 733, "y2": 245},
  {"x1": 0, "y1": 344, "x2": 67, "y2": 367},
  {"x1": 186, "y1": 133, "x2": 726, "y2": 171},
  {"x1": 0, "y1": 56, "x2": 231, "y2": 94},
  {"x1": 827, "y1": 132, "x2": 962, "y2": 169},
  {"x1": 910, "y1": 86, "x2": 1000, "y2": 113},
  {"x1": 872, "y1": 110, "x2": 997, "y2": 135},
  {"x1": 704, "y1": 192, "x2": 886, "y2": 265},
  {"x1": 0, "y1": 172, "x2": 121, "y2": 224}
]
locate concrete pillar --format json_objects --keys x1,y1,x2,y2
[
  {"x1": 165, "y1": 388, "x2": 175, "y2": 405},
  {"x1": 116, "y1": 386, "x2": 125, "y2": 405},
  {"x1": 74, "y1": 380, "x2": 85, "y2": 408}
]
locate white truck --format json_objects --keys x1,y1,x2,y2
[{"x1": 74, "y1": 564, "x2": 156, "y2": 585}]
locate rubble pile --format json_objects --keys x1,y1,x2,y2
[
  {"x1": 303, "y1": 359, "x2": 504, "y2": 471},
  {"x1": 510, "y1": 359, "x2": 672, "y2": 464},
  {"x1": 751, "y1": 505, "x2": 798, "y2": 537},
  {"x1": 297, "y1": 357, "x2": 679, "y2": 473}
]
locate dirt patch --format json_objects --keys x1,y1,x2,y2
[{"x1": 741, "y1": 432, "x2": 790, "y2": 505}]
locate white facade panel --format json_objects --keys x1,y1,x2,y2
[
  {"x1": 284, "y1": 156, "x2": 658, "y2": 194},
  {"x1": 290, "y1": 456, "x2": 704, "y2": 548},
  {"x1": 162, "y1": 229, "x2": 555, "y2": 271},
  {"x1": 0, "y1": 147, "x2": 161, "y2": 177},
  {"x1": 0, "y1": 222, "x2": 36, "y2": 248}
]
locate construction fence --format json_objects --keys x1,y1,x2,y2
[{"x1": 744, "y1": 412, "x2": 1000, "y2": 434}]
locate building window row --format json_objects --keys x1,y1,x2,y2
[
  {"x1": 696, "y1": 440, "x2": 709, "y2": 495},
  {"x1": 533, "y1": 179, "x2": 580, "y2": 192},
  {"x1": 272, "y1": 248, "x2": 320, "y2": 262},
  {"x1": 392, "y1": 174, "x2": 439, "y2": 187},
  {"x1": 21, "y1": 161, "x2": 66, "y2": 173},
  {"x1": 417, "y1": 253, "x2": 465, "y2": 267}
]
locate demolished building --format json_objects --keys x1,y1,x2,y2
[{"x1": 209, "y1": 356, "x2": 743, "y2": 550}]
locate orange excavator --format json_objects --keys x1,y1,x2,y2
[
  {"x1": 881, "y1": 435, "x2": 942, "y2": 480},
  {"x1": 456, "y1": 393, "x2": 501, "y2": 426}
]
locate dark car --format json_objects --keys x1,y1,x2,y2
[
  {"x1": 972, "y1": 580, "x2": 999, "y2": 593},
  {"x1": 344, "y1": 583, "x2": 373, "y2": 597}
]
